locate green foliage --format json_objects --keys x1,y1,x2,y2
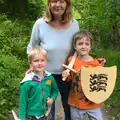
[
  {"x1": 0, "y1": 114, "x2": 9, "y2": 120},
  {"x1": 73, "y1": 0, "x2": 120, "y2": 50},
  {"x1": 93, "y1": 49, "x2": 120, "y2": 119},
  {"x1": 28, "y1": 0, "x2": 45, "y2": 19},
  {"x1": 0, "y1": 0, "x2": 120, "y2": 117},
  {"x1": 0, "y1": 0, "x2": 45, "y2": 19},
  {"x1": 0, "y1": 13, "x2": 8, "y2": 22},
  {"x1": 0, "y1": 14, "x2": 30, "y2": 115},
  {"x1": 0, "y1": 54, "x2": 27, "y2": 114},
  {"x1": 0, "y1": 14, "x2": 33, "y2": 57}
]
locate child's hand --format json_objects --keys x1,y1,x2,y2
[
  {"x1": 97, "y1": 58, "x2": 106, "y2": 66},
  {"x1": 47, "y1": 98, "x2": 54, "y2": 107},
  {"x1": 62, "y1": 70, "x2": 70, "y2": 79}
]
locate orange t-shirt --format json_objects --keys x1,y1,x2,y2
[{"x1": 67, "y1": 56, "x2": 101, "y2": 109}]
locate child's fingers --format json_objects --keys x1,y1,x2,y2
[
  {"x1": 101, "y1": 58, "x2": 106, "y2": 64},
  {"x1": 47, "y1": 98, "x2": 53, "y2": 107},
  {"x1": 62, "y1": 70, "x2": 70, "y2": 78},
  {"x1": 101, "y1": 59, "x2": 106, "y2": 66},
  {"x1": 97, "y1": 58, "x2": 106, "y2": 64},
  {"x1": 47, "y1": 97, "x2": 50, "y2": 100},
  {"x1": 63, "y1": 70, "x2": 70, "y2": 75}
]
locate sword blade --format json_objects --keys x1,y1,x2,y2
[{"x1": 12, "y1": 110, "x2": 18, "y2": 120}]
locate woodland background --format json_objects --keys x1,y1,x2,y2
[{"x1": 0, "y1": 0, "x2": 120, "y2": 119}]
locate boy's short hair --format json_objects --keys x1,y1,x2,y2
[
  {"x1": 67, "y1": 30, "x2": 93, "y2": 57},
  {"x1": 28, "y1": 48, "x2": 48, "y2": 63},
  {"x1": 73, "y1": 30, "x2": 93, "y2": 48}
]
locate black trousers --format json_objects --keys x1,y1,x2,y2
[{"x1": 51, "y1": 74, "x2": 71, "y2": 120}]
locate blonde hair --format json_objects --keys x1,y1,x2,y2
[
  {"x1": 28, "y1": 48, "x2": 48, "y2": 63},
  {"x1": 44, "y1": 0, "x2": 72, "y2": 24}
]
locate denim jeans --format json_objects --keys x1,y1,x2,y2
[
  {"x1": 70, "y1": 106, "x2": 103, "y2": 120},
  {"x1": 50, "y1": 102, "x2": 55, "y2": 120}
]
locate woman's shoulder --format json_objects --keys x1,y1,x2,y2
[
  {"x1": 73, "y1": 19, "x2": 78, "y2": 22},
  {"x1": 72, "y1": 19, "x2": 79, "y2": 24},
  {"x1": 34, "y1": 18, "x2": 45, "y2": 26},
  {"x1": 71, "y1": 19, "x2": 79, "y2": 30}
]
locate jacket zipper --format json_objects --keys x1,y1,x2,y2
[{"x1": 40, "y1": 81, "x2": 45, "y2": 115}]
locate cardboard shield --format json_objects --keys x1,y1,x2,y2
[{"x1": 81, "y1": 66, "x2": 117, "y2": 104}]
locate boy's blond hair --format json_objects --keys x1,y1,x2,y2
[
  {"x1": 44, "y1": 0, "x2": 72, "y2": 24},
  {"x1": 28, "y1": 48, "x2": 48, "y2": 63}
]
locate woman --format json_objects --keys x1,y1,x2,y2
[{"x1": 27, "y1": 0, "x2": 79, "y2": 120}]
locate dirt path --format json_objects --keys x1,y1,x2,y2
[
  {"x1": 56, "y1": 94, "x2": 114, "y2": 120},
  {"x1": 8, "y1": 94, "x2": 114, "y2": 120}
]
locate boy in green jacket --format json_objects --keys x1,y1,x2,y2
[{"x1": 19, "y1": 48, "x2": 58, "y2": 120}]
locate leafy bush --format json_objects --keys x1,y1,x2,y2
[
  {"x1": 0, "y1": 14, "x2": 33, "y2": 58},
  {"x1": 93, "y1": 49, "x2": 120, "y2": 119},
  {"x1": 0, "y1": 14, "x2": 30, "y2": 116},
  {"x1": 0, "y1": 54, "x2": 27, "y2": 114},
  {"x1": 0, "y1": 113, "x2": 9, "y2": 120}
]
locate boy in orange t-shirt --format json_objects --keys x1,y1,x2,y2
[{"x1": 62, "y1": 30, "x2": 103, "y2": 120}]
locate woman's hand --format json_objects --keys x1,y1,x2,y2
[
  {"x1": 97, "y1": 58, "x2": 106, "y2": 66},
  {"x1": 47, "y1": 98, "x2": 54, "y2": 107},
  {"x1": 25, "y1": 68, "x2": 33, "y2": 75}
]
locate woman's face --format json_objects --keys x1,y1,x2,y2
[{"x1": 49, "y1": 0, "x2": 67, "y2": 18}]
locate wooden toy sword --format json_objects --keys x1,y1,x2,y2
[
  {"x1": 12, "y1": 110, "x2": 18, "y2": 120},
  {"x1": 62, "y1": 52, "x2": 77, "y2": 81}
]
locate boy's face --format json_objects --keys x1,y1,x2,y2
[
  {"x1": 74, "y1": 37, "x2": 91, "y2": 56},
  {"x1": 30, "y1": 54, "x2": 47, "y2": 72}
]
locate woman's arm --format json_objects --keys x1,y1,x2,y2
[{"x1": 27, "y1": 20, "x2": 41, "y2": 54}]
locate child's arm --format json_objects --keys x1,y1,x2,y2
[{"x1": 19, "y1": 83, "x2": 28, "y2": 120}]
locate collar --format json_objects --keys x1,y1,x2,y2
[
  {"x1": 20, "y1": 70, "x2": 51, "y2": 83},
  {"x1": 30, "y1": 72, "x2": 47, "y2": 82}
]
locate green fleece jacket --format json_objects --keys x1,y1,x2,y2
[{"x1": 19, "y1": 71, "x2": 58, "y2": 120}]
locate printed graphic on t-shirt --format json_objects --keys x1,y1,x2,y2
[{"x1": 72, "y1": 66, "x2": 89, "y2": 101}]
